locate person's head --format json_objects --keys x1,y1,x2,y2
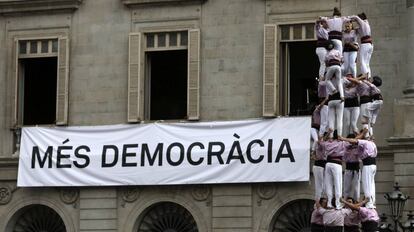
[
  {"x1": 346, "y1": 197, "x2": 356, "y2": 204},
  {"x1": 344, "y1": 21, "x2": 353, "y2": 32},
  {"x1": 326, "y1": 41, "x2": 335, "y2": 51},
  {"x1": 321, "y1": 20, "x2": 328, "y2": 29},
  {"x1": 372, "y1": 76, "x2": 382, "y2": 87},
  {"x1": 320, "y1": 198, "x2": 328, "y2": 208},
  {"x1": 358, "y1": 12, "x2": 367, "y2": 20},
  {"x1": 333, "y1": 7, "x2": 341, "y2": 17}
]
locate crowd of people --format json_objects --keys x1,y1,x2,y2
[{"x1": 309, "y1": 7, "x2": 383, "y2": 232}]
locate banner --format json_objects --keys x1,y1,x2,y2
[{"x1": 17, "y1": 117, "x2": 310, "y2": 187}]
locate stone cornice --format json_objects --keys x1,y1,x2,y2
[
  {"x1": 0, "y1": 157, "x2": 18, "y2": 168},
  {"x1": 387, "y1": 136, "x2": 414, "y2": 150},
  {"x1": 0, "y1": 0, "x2": 82, "y2": 15},
  {"x1": 121, "y1": 0, "x2": 206, "y2": 7}
]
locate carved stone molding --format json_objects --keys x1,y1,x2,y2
[
  {"x1": 0, "y1": 0, "x2": 83, "y2": 15},
  {"x1": 121, "y1": 0, "x2": 206, "y2": 7},
  {"x1": 0, "y1": 184, "x2": 18, "y2": 205},
  {"x1": 257, "y1": 183, "x2": 277, "y2": 200},
  {"x1": 0, "y1": 186, "x2": 12, "y2": 205},
  {"x1": 191, "y1": 185, "x2": 210, "y2": 202},
  {"x1": 121, "y1": 187, "x2": 140, "y2": 207},
  {"x1": 59, "y1": 188, "x2": 79, "y2": 206}
]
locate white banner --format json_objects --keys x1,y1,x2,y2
[{"x1": 17, "y1": 117, "x2": 310, "y2": 187}]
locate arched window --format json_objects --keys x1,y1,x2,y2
[
  {"x1": 270, "y1": 199, "x2": 314, "y2": 232},
  {"x1": 136, "y1": 201, "x2": 198, "y2": 232},
  {"x1": 8, "y1": 204, "x2": 66, "y2": 232}
]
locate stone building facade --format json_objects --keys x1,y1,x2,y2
[{"x1": 0, "y1": 0, "x2": 413, "y2": 231}]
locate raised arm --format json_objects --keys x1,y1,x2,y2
[
  {"x1": 351, "y1": 15, "x2": 365, "y2": 27},
  {"x1": 338, "y1": 136, "x2": 358, "y2": 144}
]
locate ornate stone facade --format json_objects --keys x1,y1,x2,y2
[{"x1": 0, "y1": 0, "x2": 413, "y2": 231}]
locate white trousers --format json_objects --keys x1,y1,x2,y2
[
  {"x1": 316, "y1": 47, "x2": 327, "y2": 78},
  {"x1": 360, "y1": 103, "x2": 371, "y2": 138},
  {"x1": 367, "y1": 100, "x2": 383, "y2": 125},
  {"x1": 319, "y1": 105, "x2": 329, "y2": 137},
  {"x1": 343, "y1": 107, "x2": 360, "y2": 136},
  {"x1": 311, "y1": 128, "x2": 319, "y2": 152},
  {"x1": 360, "y1": 43, "x2": 373, "y2": 77},
  {"x1": 328, "y1": 100, "x2": 344, "y2": 137},
  {"x1": 331, "y1": 39, "x2": 343, "y2": 55},
  {"x1": 344, "y1": 169, "x2": 361, "y2": 201},
  {"x1": 313, "y1": 165, "x2": 325, "y2": 200},
  {"x1": 326, "y1": 65, "x2": 344, "y2": 98},
  {"x1": 325, "y1": 162, "x2": 343, "y2": 208},
  {"x1": 342, "y1": 51, "x2": 357, "y2": 77},
  {"x1": 362, "y1": 164, "x2": 377, "y2": 208}
]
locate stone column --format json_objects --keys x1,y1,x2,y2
[
  {"x1": 403, "y1": 0, "x2": 414, "y2": 97},
  {"x1": 386, "y1": 0, "x2": 414, "y2": 215}
]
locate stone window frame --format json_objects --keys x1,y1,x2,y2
[
  {"x1": 6, "y1": 28, "x2": 70, "y2": 131},
  {"x1": 263, "y1": 20, "x2": 316, "y2": 117},
  {"x1": 127, "y1": 26, "x2": 200, "y2": 122}
]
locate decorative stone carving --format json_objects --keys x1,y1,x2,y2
[
  {"x1": 191, "y1": 185, "x2": 210, "y2": 201},
  {"x1": 59, "y1": 188, "x2": 79, "y2": 205},
  {"x1": 0, "y1": 0, "x2": 83, "y2": 15},
  {"x1": 0, "y1": 186, "x2": 12, "y2": 205},
  {"x1": 121, "y1": 187, "x2": 140, "y2": 207},
  {"x1": 257, "y1": 183, "x2": 277, "y2": 200}
]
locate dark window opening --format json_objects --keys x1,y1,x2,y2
[
  {"x1": 21, "y1": 57, "x2": 57, "y2": 125},
  {"x1": 146, "y1": 50, "x2": 187, "y2": 120},
  {"x1": 288, "y1": 41, "x2": 319, "y2": 116}
]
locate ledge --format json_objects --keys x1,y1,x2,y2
[
  {"x1": 0, "y1": 0, "x2": 83, "y2": 15},
  {"x1": 121, "y1": 0, "x2": 206, "y2": 7},
  {"x1": 387, "y1": 136, "x2": 414, "y2": 150},
  {"x1": 0, "y1": 157, "x2": 18, "y2": 168}
]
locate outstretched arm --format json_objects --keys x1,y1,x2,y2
[
  {"x1": 338, "y1": 136, "x2": 358, "y2": 144},
  {"x1": 340, "y1": 198, "x2": 367, "y2": 211}
]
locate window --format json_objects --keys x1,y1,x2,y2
[
  {"x1": 12, "y1": 37, "x2": 69, "y2": 126},
  {"x1": 128, "y1": 29, "x2": 200, "y2": 122},
  {"x1": 263, "y1": 23, "x2": 318, "y2": 116}
]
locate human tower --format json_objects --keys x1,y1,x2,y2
[{"x1": 309, "y1": 7, "x2": 383, "y2": 232}]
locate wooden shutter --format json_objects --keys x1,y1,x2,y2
[
  {"x1": 56, "y1": 37, "x2": 70, "y2": 125},
  {"x1": 187, "y1": 29, "x2": 200, "y2": 120},
  {"x1": 12, "y1": 39, "x2": 19, "y2": 127},
  {"x1": 128, "y1": 33, "x2": 141, "y2": 123},
  {"x1": 263, "y1": 24, "x2": 278, "y2": 117}
]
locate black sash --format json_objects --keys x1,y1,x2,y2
[
  {"x1": 344, "y1": 225, "x2": 360, "y2": 232},
  {"x1": 311, "y1": 223, "x2": 325, "y2": 232},
  {"x1": 314, "y1": 160, "x2": 327, "y2": 168},
  {"x1": 325, "y1": 226, "x2": 344, "y2": 232},
  {"x1": 372, "y1": 93, "x2": 383, "y2": 101},
  {"x1": 362, "y1": 157, "x2": 376, "y2": 166},
  {"x1": 345, "y1": 97, "x2": 360, "y2": 107},
  {"x1": 346, "y1": 162, "x2": 360, "y2": 171},
  {"x1": 361, "y1": 221, "x2": 378, "y2": 232},
  {"x1": 361, "y1": 35, "x2": 373, "y2": 44},
  {"x1": 329, "y1": 31, "x2": 343, "y2": 40},
  {"x1": 329, "y1": 92, "x2": 341, "y2": 101},
  {"x1": 360, "y1": 96, "x2": 372, "y2": 104}
]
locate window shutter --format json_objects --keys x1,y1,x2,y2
[
  {"x1": 12, "y1": 39, "x2": 19, "y2": 127},
  {"x1": 263, "y1": 24, "x2": 278, "y2": 117},
  {"x1": 128, "y1": 33, "x2": 141, "y2": 123},
  {"x1": 187, "y1": 29, "x2": 200, "y2": 121},
  {"x1": 56, "y1": 37, "x2": 70, "y2": 125}
]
